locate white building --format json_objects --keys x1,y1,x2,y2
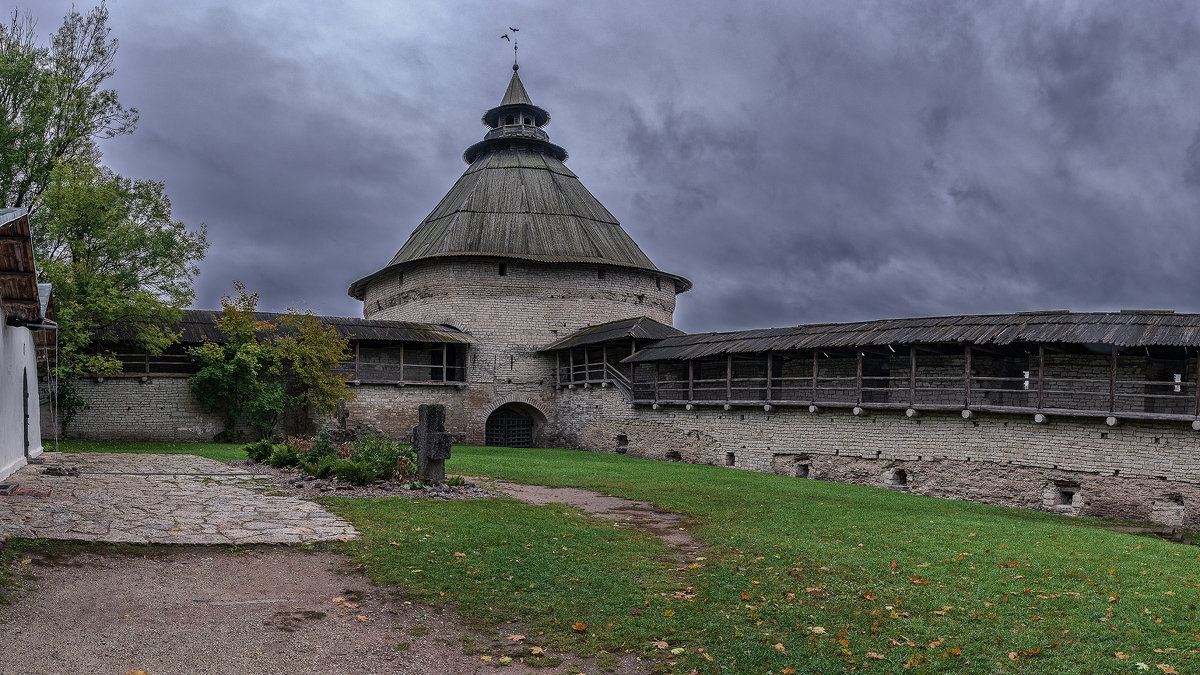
[{"x1": 0, "y1": 208, "x2": 48, "y2": 481}]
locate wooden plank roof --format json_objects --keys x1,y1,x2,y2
[
  {"x1": 0, "y1": 208, "x2": 43, "y2": 325},
  {"x1": 623, "y1": 311, "x2": 1200, "y2": 362},
  {"x1": 349, "y1": 147, "x2": 691, "y2": 298},
  {"x1": 542, "y1": 316, "x2": 684, "y2": 351},
  {"x1": 168, "y1": 310, "x2": 477, "y2": 345}
]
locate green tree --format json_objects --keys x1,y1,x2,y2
[
  {"x1": 0, "y1": 2, "x2": 137, "y2": 212},
  {"x1": 34, "y1": 159, "x2": 209, "y2": 427},
  {"x1": 189, "y1": 283, "x2": 354, "y2": 441}
]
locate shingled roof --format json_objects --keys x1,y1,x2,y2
[
  {"x1": 542, "y1": 316, "x2": 684, "y2": 351},
  {"x1": 624, "y1": 311, "x2": 1200, "y2": 362},
  {"x1": 349, "y1": 68, "x2": 691, "y2": 299}
]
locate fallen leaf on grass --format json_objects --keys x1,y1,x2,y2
[
  {"x1": 928, "y1": 638, "x2": 945, "y2": 649},
  {"x1": 126, "y1": 671, "x2": 148, "y2": 675},
  {"x1": 454, "y1": 552, "x2": 466, "y2": 557},
  {"x1": 651, "y1": 641, "x2": 669, "y2": 649},
  {"x1": 498, "y1": 656, "x2": 512, "y2": 665},
  {"x1": 331, "y1": 597, "x2": 344, "y2": 603},
  {"x1": 571, "y1": 622, "x2": 587, "y2": 632},
  {"x1": 479, "y1": 655, "x2": 492, "y2": 662},
  {"x1": 1157, "y1": 666, "x2": 1179, "y2": 674},
  {"x1": 774, "y1": 643, "x2": 787, "y2": 654},
  {"x1": 1116, "y1": 653, "x2": 1131, "y2": 660},
  {"x1": 507, "y1": 635, "x2": 525, "y2": 642},
  {"x1": 806, "y1": 626, "x2": 827, "y2": 635},
  {"x1": 781, "y1": 669, "x2": 797, "y2": 674},
  {"x1": 356, "y1": 615, "x2": 367, "y2": 622},
  {"x1": 529, "y1": 646, "x2": 545, "y2": 655},
  {"x1": 865, "y1": 652, "x2": 885, "y2": 660},
  {"x1": 670, "y1": 648, "x2": 685, "y2": 655}
]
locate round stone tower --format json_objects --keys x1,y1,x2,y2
[{"x1": 349, "y1": 65, "x2": 690, "y2": 439}]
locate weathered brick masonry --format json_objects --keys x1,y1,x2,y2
[{"x1": 548, "y1": 385, "x2": 1199, "y2": 528}]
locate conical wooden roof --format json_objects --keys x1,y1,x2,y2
[{"x1": 349, "y1": 71, "x2": 691, "y2": 299}]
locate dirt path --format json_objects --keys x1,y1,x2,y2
[
  {"x1": 471, "y1": 477, "x2": 705, "y2": 562},
  {"x1": 0, "y1": 546, "x2": 627, "y2": 675}
]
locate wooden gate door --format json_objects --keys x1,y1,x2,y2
[{"x1": 485, "y1": 408, "x2": 533, "y2": 448}]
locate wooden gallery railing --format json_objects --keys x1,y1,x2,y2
[{"x1": 619, "y1": 345, "x2": 1200, "y2": 424}]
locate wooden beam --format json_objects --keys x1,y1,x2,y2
[
  {"x1": 1109, "y1": 347, "x2": 1117, "y2": 413},
  {"x1": 963, "y1": 345, "x2": 971, "y2": 408},
  {"x1": 1036, "y1": 345, "x2": 1045, "y2": 410},
  {"x1": 442, "y1": 343, "x2": 448, "y2": 382},
  {"x1": 908, "y1": 346, "x2": 916, "y2": 406},
  {"x1": 855, "y1": 351, "x2": 863, "y2": 405},
  {"x1": 766, "y1": 353, "x2": 773, "y2": 402},
  {"x1": 653, "y1": 362, "x2": 660, "y2": 402},
  {"x1": 688, "y1": 359, "x2": 694, "y2": 402},
  {"x1": 399, "y1": 342, "x2": 405, "y2": 382},
  {"x1": 726, "y1": 354, "x2": 732, "y2": 402},
  {"x1": 354, "y1": 340, "x2": 360, "y2": 380},
  {"x1": 602, "y1": 344, "x2": 608, "y2": 381},
  {"x1": 812, "y1": 350, "x2": 819, "y2": 403},
  {"x1": 569, "y1": 349, "x2": 574, "y2": 384},
  {"x1": 555, "y1": 350, "x2": 560, "y2": 386},
  {"x1": 1195, "y1": 353, "x2": 1200, "y2": 418}
]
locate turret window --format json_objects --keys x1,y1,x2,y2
[
  {"x1": 523, "y1": 115, "x2": 531, "y2": 125},
  {"x1": 597, "y1": 268, "x2": 607, "y2": 280},
  {"x1": 498, "y1": 262, "x2": 508, "y2": 276},
  {"x1": 505, "y1": 115, "x2": 514, "y2": 125},
  {"x1": 655, "y1": 277, "x2": 662, "y2": 290}
]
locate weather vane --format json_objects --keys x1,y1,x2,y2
[{"x1": 500, "y1": 26, "x2": 519, "y2": 69}]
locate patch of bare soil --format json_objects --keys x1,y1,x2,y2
[
  {"x1": 0, "y1": 546, "x2": 642, "y2": 675},
  {"x1": 472, "y1": 477, "x2": 706, "y2": 561}
]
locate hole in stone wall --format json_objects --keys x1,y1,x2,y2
[
  {"x1": 656, "y1": 277, "x2": 662, "y2": 290},
  {"x1": 1100, "y1": 432, "x2": 1108, "y2": 439},
  {"x1": 796, "y1": 464, "x2": 810, "y2": 479},
  {"x1": 888, "y1": 469, "x2": 909, "y2": 486},
  {"x1": 597, "y1": 268, "x2": 607, "y2": 279},
  {"x1": 666, "y1": 450, "x2": 682, "y2": 462},
  {"x1": 498, "y1": 263, "x2": 508, "y2": 276},
  {"x1": 616, "y1": 433, "x2": 628, "y2": 446},
  {"x1": 726, "y1": 452, "x2": 735, "y2": 467},
  {"x1": 1056, "y1": 488, "x2": 1076, "y2": 506}
]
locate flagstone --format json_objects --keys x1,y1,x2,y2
[{"x1": 0, "y1": 453, "x2": 357, "y2": 545}]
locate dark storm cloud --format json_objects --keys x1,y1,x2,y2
[{"x1": 25, "y1": 0, "x2": 1200, "y2": 332}]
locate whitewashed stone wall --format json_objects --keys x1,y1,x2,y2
[
  {"x1": 547, "y1": 384, "x2": 1200, "y2": 528},
  {"x1": 1, "y1": 310, "x2": 42, "y2": 480}
]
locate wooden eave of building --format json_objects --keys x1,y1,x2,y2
[
  {"x1": 542, "y1": 316, "x2": 684, "y2": 351},
  {"x1": 623, "y1": 310, "x2": 1200, "y2": 363},
  {"x1": 0, "y1": 208, "x2": 44, "y2": 325}
]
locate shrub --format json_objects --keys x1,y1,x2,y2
[
  {"x1": 267, "y1": 445, "x2": 300, "y2": 469},
  {"x1": 347, "y1": 434, "x2": 413, "y2": 483},
  {"x1": 243, "y1": 438, "x2": 275, "y2": 463},
  {"x1": 328, "y1": 458, "x2": 371, "y2": 486},
  {"x1": 301, "y1": 454, "x2": 339, "y2": 479},
  {"x1": 446, "y1": 475, "x2": 465, "y2": 487}
]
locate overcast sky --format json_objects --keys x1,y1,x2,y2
[{"x1": 27, "y1": 0, "x2": 1200, "y2": 333}]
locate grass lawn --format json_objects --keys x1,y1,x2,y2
[
  {"x1": 330, "y1": 446, "x2": 1200, "y2": 674},
  {"x1": 45, "y1": 439, "x2": 247, "y2": 462}
]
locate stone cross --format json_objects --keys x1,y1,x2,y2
[{"x1": 413, "y1": 404, "x2": 452, "y2": 483}]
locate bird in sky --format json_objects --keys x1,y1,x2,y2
[
  {"x1": 500, "y1": 34, "x2": 510, "y2": 41},
  {"x1": 509, "y1": 26, "x2": 519, "y2": 32}
]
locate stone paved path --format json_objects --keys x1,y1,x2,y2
[{"x1": 0, "y1": 453, "x2": 358, "y2": 545}]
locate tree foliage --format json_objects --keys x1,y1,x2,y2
[
  {"x1": 189, "y1": 283, "x2": 354, "y2": 441},
  {"x1": 35, "y1": 159, "x2": 208, "y2": 428},
  {"x1": 0, "y1": 2, "x2": 137, "y2": 212}
]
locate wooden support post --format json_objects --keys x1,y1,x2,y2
[
  {"x1": 1036, "y1": 345, "x2": 1045, "y2": 410},
  {"x1": 354, "y1": 340, "x2": 360, "y2": 380},
  {"x1": 688, "y1": 360, "x2": 695, "y2": 402},
  {"x1": 908, "y1": 346, "x2": 916, "y2": 406},
  {"x1": 726, "y1": 354, "x2": 732, "y2": 402},
  {"x1": 602, "y1": 344, "x2": 608, "y2": 382},
  {"x1": 856, "y1": 351, "x2": 863, "y2": 405},
  {"x1": 963, "y1": 345, "x2": 971, "y2": 408},
  {"x1": 1194, "y1": 352, "x2": 1200, "y2": 418},
  {"x1": 399, "y1": 342, "x2": 405, "y2": 382},
  {"x1": 812, "y1": 351, "x2": 819, "y2": 403},
  {"x1": 653, "y1": 362, "x2": 660, "y2": 402},
  {"x1": 766, "y1": 353, "x2": 773, "y2": 402},
  {"x1": 442, "y1": 343, "x2": 448, "y2": 383},
  {"x1": 144, "y1": 351, "x2": 150, "y2": 374},
  {"x1": 555, "y1": 350, "x2": 561, "y2": 386},
  {"x1": 1109, "y1": 347, "x2": 1117, "y2": 413},
  {"x1": 569, "y1": 349, "x2": 575, "y2": 385},
  {"x1": 630, "y1": 339, "x2": 636, "y2": 357}
]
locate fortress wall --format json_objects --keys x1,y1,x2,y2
[
  {"x1": 548, "y1": 385, "x2": 1200, "y2": 528},
  {"x1": 362, "y1": 260, "x2": 675, "y2": 387}
]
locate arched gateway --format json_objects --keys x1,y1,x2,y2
[{"x1": 484, "y1": 403, "x2": 545, "y2": 448}]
